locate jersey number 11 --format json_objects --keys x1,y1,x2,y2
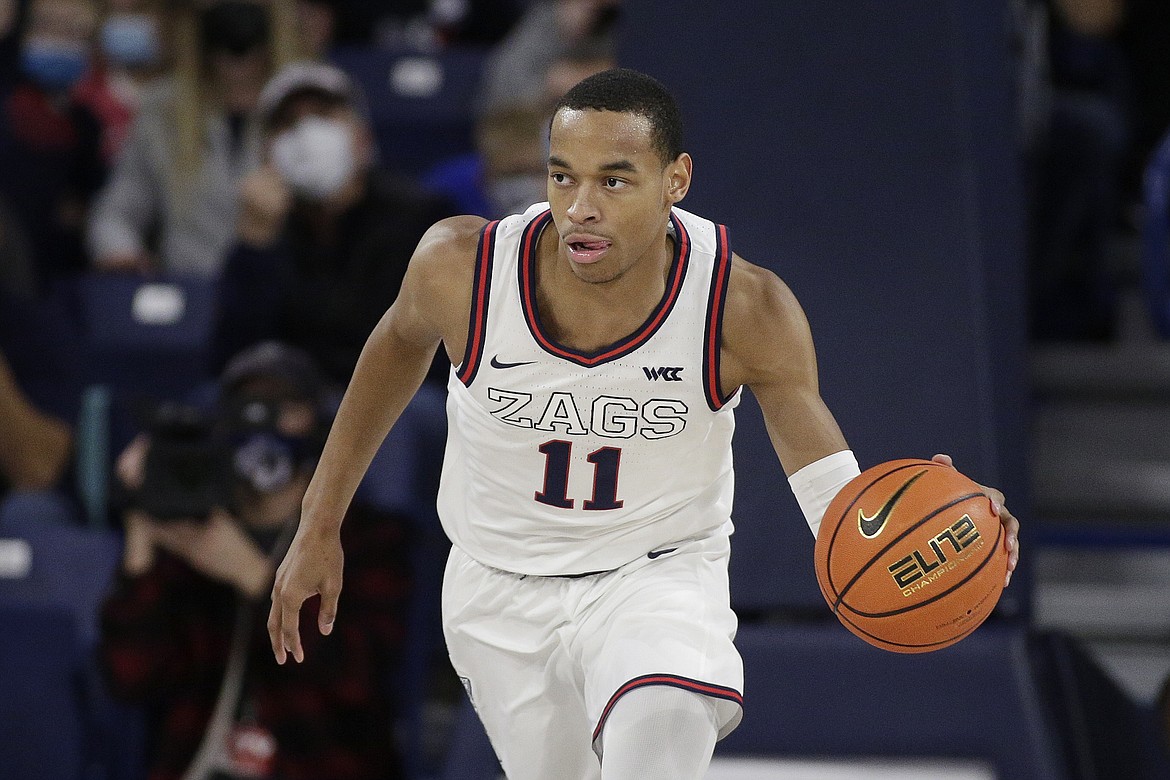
[{"x1": 535, "y1": 440, "x2": 624, "y2": 511}]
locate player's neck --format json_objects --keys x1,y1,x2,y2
[{"x1": 534, "y1": 228, "x2": 675, "y2": 353}]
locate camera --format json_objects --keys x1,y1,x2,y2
[
  {"x1": 136, "y1": 402, "x2": 230, "y2": 521},
  {"x1": 135, "y1": 395, "x2": 322, "y2": 521}
]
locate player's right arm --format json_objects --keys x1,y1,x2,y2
[{"x1": 268, "y1": 215, "x2": 486, "y2": 664}]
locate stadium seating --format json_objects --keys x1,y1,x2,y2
[
  {"x1": 60, "y1": 272, "x2": 218, "y2": 527},
  {"x1": 68, "y1": 271, "x2": 217, "y2": 403},
  {"x1": 441, "y1": 696, "x2": 501, "y2": 780},
  {"x1": 0, "y1": 603, "x2": 86, "y2": 779},
  {"x1": 0, "y1": 492, "x2": 147, "y2": 780},
  {"x1": 1032, "y1": 631, "x2": 1170, "y2": 779},
  {"x1": 0, "y1": 491, "x2": 119, "y2": 649},
  {"x1": 330, "y1": 45, "x2": 487, "y2": 176},
  {"x1": 717, "y1": 621, "x2": 1068, "y2": 780},
  {"x1": 355, "y1": 384, "x2": 454, "y2": 779}
]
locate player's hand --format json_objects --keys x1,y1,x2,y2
[
  {"x1": 267, "y1": 521, "x2": 344, "y2": 664},
  {"x1": 931, "y1": 453, "x2": 1019, "y2": 588}
]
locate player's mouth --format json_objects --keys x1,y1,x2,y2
[{"x1": 564, "y1": 234, "x2": 613, "y2": 264}]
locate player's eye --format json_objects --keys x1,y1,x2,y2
[
  {"x1": 605, "y1": 177, "x2": 626, "y2": 189},
  {"x1": 550, "y1": 172, "x2": 569, "y2": 185}
]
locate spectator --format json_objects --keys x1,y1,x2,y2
[
  {"x1": 213, "y1": 61, "x2": 454, "y2": 385},
  {"x1": 476, "y1": 0, "x2": 621, "y2": 113},
  {"x1": 0, "y1": 348, "x2": 74, "y2": 497},
  {"x1": 100, "y1": 341, "x2": 411, "y2": 780},
  {"x1": 0, "y1": 0, "x2": 107, "y2": 289},
  {"x1": 1024, "y1": 0, "x2": 1131, "y2": 341},
  {"x1": 0, "y1": 0, "x2": 23, "y2": 89},
  {"x1": 74, "y1": 0, "x2": 168, "y2": 164},
  {"x1": 423, "y1": 101, "x2": 549, "y2": 220},
  {"x1": 322, "y1": 0, "x2": 522, "y2": 50},
  {"x1": 86, "y1": 0, "x2": 301, "y2": 278},
  {"x1": 430, "y1": 0, "x2": 525, "y2": 47},
  {"x1": 1120, "y1": 0, "x2": 1170, "y2": 200},
  {"x1": 424, "y1": 45, "x2": 613, "y2": 221},
  {"x1": 294, "y1": 0, "x2": 336, "y2": 59},
  {"x1": 541, "y1": 38, "x2": 616, "y2": 110},
  {"x1": 0, "y1": 267, "x2": 84, "y2": 501}
]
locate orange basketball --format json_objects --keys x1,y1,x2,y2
[{"x1": 813, "y1": 458, "x2": 1008, "y2": 653}]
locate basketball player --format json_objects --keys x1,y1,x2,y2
[{"x1": 268, "y1": 68, "x2": 1021, "y2": 779}]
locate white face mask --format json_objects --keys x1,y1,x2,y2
[{"x1": 270, "y1": 116, "x2": 356, "y2": 201}]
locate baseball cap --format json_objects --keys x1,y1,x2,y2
[
  {"x1": 256, "y1": 61, "x2": 365, "y2": 128},
  {"x1": 220, "y1": 341, "x2": 325, "y2": 402}
]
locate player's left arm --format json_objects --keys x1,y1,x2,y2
[
  {"x1": 719, "y1": 254, "x2": 1018, "y2": 584},
  {"x1": 718, "y1": 254, "x2": 848, "y2": 476}
]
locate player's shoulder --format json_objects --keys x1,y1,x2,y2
[
  {"x1": 724, "y1": 253, "x2": 804, "y2": 326},
  {"x1": 408, "y1": 215, "x2": 489, "y2": 287},
  {"x1": 416, "y1": 215, "x2": 491, "y2": 260},
  {"x1": 719, "y1": 253, "x2": 816, "y2": 388}
]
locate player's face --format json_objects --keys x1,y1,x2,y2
[{"x1": 546, "y1": 108, "x2": 690, "y2": 284}]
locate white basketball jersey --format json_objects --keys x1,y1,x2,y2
[{"x1": 437, "y1": 203, "x2": 741, "y2": 576}]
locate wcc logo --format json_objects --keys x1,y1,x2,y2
[{"x1": 643, "y1": 366, "x2": 684, "y2": 381}]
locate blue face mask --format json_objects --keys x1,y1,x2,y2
[
  {"x1": 100, "y1": 13, "x2": 161, "y2": 68},
  {"x1": 21, "y1": 38, "x2": 89, "y2": 91}
]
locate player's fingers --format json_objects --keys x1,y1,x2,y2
[
  {"x1": 267, "y1": 595, "x2": 286, "y2": 664},
  {"x1": 1005, "y1": 538, "x2": 1019, "y2": 588},
  {"x1": 1006, "y1": 519, "x2": 1020, "y2": 571},
  {"x1": 280, "y1": 592, "x2": 305, "y2": 663},
  {"x1": 318, "y1": 576, "x2": 342, "y2": 636},
  {"x1": 999, "y1": 507, "x2": 1019, "y2": 587},
  {"x1": 930, "y1": 453, "x2": 954, "y2": 468}
]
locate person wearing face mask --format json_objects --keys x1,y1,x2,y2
[
  {"x1": 71, "y1": 0, "x2": 166, "y2": 163},
  {"x1": 0, "y1": 0, "x2": 107, "y2": 289},
  {"x1": 100, "y1": 340, "x2": 412, "y2": 780},
  {"x1": 212, "y1": 61, "x2": 455, "y2": 386},
  {"x1": 86, "y1": 0, "x2": 302, "y2": 277}
]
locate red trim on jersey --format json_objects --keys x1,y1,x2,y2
[
  {"x1": 456, "y1": 220, "x2": 499, "y2": 386},
  {"x1": 519, "y1": 211, "x2": 691, "y2": 367},
  {"x1": 591, "y1": 673, "x2": 744, "y2": 743},
  {"x1": 703, "y1": 223, "x2": 736, "y2": 410}
]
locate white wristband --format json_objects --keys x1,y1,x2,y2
[{"x1": 788, "y1": 450, "x2": 861, "y2": 538}]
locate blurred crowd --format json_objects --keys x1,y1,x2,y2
[
  {"x1": 1015, "y1": 0, "x2": 1170, "y2": 341},
  {"x1": 0, "y1": 0, "x2": 622, "y2": 505},
  {"x1": 0, "y1": 0, "x2": 618, "y2": 777}
]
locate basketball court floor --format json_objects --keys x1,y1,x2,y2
[{"x1": 706, "y1": 757, "x2": 995, "y2": 779}]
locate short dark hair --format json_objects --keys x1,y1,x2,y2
[{"x1": 553, "y1": 68, "x2": 684, "y2": 165}]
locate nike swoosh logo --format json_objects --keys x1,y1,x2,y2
[
  {"x1": 490, "y1": 355, "x2": 535, "y2": 369},
  {"x1": 647, "y1": 547, "x2": 678, "y2": 559},
  {"x1": 857, "y1": 470, "x2": 927, "y2": 538}
]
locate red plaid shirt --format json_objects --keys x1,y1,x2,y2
[{"x1": 100, "y1": 504, "x2": 412, "y2": 780}]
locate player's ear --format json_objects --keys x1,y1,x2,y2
[{"x1": 665, "y1": 152, "x2": 692, "y2": 205}]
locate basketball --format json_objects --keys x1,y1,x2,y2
[{"x1": 813, "y1": 458, "x2": 1009, "y2": 653}]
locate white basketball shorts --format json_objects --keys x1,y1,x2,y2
[{"x1": 441, "y1": 528, "x2": 745, "y2": 780}]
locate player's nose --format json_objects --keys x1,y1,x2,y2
[{"x1": 566, "y1": 186, "x2": 600, "y2": 223}]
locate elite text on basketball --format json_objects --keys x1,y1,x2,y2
[{"x1": 887, "y1": 514, "x2": 984, "y2": 595}]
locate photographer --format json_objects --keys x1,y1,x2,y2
[{"x1": 100, "y1": 342, "x2": 410, "y2": 780}]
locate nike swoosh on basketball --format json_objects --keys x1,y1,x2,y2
[
  {"x1": 647, "y1": 547, "x2": 678, "y2": 559},
  {"x1": 857, "y1": 470, "x2": 927, "y2": 539},
  {"x1": 490, "y1": 355, "x2": 535, "y2": 369}
]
